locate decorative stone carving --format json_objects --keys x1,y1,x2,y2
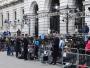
[{"x1": 0, "y1": 0, "x2": 23, "y2": 7}]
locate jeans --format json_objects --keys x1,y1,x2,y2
[{"x1": 7, "y1": 46, "x2": 11, "y2": 55}]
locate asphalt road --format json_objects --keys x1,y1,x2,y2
[{"x1": 0, "y1": 52, "x2": 62, "y2": 68}]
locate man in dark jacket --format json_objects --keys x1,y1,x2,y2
[
  {"x1": 83, "y1": 23, "x2": 89, "y2": 34},
  {"x1": 23, "y1": 34, "x2": 29, "y2": 60},
  {"x1": 82, "y1": 23, "x2": 89, "y2": 41},
  {"x1": 51, "y1": 35, "x2": 59, "y2": 65},
  {"x1": 15, "y1": 37, "x2": 21, "y2": 57},
  {"x1": 17, "y1": 29, "x2": 21, "y2": 36}
]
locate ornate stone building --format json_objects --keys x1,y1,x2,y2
[
  {"x1": 0, "y1": 0, "x2": 89, "y2": 36},
  {"x1": 84, "y1": 0, "x2": 90, "y2": 30}
]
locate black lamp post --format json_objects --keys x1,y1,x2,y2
[
  {"x1": 61, "y1": 5, "x2": 70, "y2": 34},
  {"x1": 62, "y1": 5, "x2": 79, "y2": 34}
]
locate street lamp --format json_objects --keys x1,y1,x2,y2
[
  {"x1": 54, "y1": 4, "x2": 80, "y2": 34},
  {"x1": 55, "y1": 4, "x2": 59, "y2": 10}
]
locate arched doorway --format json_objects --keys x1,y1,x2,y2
[
  {"x1": 30, "y1": 1, "x2": 39, "y2": 36},
  {"x1": 50, "y1": 0, "x2": 60, "y2": 33},
  {"x1": 34, "y1": 4, "x2": 38, "y2": 36}
]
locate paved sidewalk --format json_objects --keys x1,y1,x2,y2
[{"x1": 0, "y1": 52, "x2": 62, "y2": 68}]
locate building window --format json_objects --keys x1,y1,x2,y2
[
  {"x1": 88, "y1": 7, "x2": 90, "y2": 11},
  {"x1": 7, "y1": 11, "x2": 9, "y2": 21},
  {"x1": 22, "y1": 7, "x2": 24, "y2": 15},
  {"x1": 21, "y1": 7, "x2": 24, "y2": 19},
  {"x1": 14, "y1": 10, "x2": 17, "y2": 20},
  {"x1": 1, "y1": 14, "x2": 3, "y2": 27}
]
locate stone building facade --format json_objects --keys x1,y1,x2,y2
[
  {"x1": 84, "y1": 0, "x2": 90, "y2": 32},
  {"x1": 0, "y1": 0, "x2": 89, "y2": 36}
]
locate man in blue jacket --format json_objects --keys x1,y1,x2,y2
[{"x1": 34, "y1": 36, "x2": 40, "y2": 59}]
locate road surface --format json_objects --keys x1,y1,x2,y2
[{"x1": 0, "y1": 52, "x2": 62, "y2": 68}]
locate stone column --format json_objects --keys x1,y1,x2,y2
[
  {"x1": 30, "y1": 14, "x2": 35, "y2": 36},
  {"x1": 38, "y1": 10, "x2": 50, "y2": 35},
  {"x1": 36, "y1": 0, "x2": 50, "y2": 35}
]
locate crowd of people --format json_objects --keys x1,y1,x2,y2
[{"x1": 0, "y1": 31, "x2": 90, "y2": 68}]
